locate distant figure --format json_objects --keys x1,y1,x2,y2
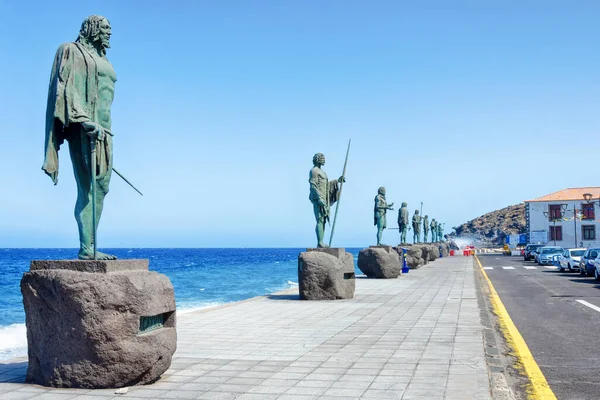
[
  {"x1": 374, "y1": 187, "x2": 394, "y2": 245},
  {"x1": 309, "y1": 153, "x2": 345, "y2": 248},
  {"x1": 423, "y1": 215, "x2": 429, "y2": 242},
  {"x1": 438, "y1": 222, "x2": 444, "y2": 242},
  {"x1": 398, "y1": 202, "x2": 409, "y2": 244},
  {"x1": 412, "y1": 210, "x2": 422, "y2": 243},
  {"x1": 43, "y1": 15, "x2": 117, "y2": 260},
  {"x1": 431, "y1": 219, "x2": 437, "y2": 242}
]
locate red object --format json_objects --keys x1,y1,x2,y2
[{"x1": 450, "y1": 250, "x2": 455, "y2": 256}]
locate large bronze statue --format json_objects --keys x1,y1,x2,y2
[
  {"x1": 43, "y1": 15, "x2": 117, "y2": 260},
  {"x1": 423, "y1": 215, "x2": 429, "y2": 242},
  {"x1": 374, "y1": 187, "x2": 394, "y2": 245},
  {"x1": 309, "y1": 153, "x2": 344, "y2": 248},
  {"x1": 430, "y1": 218, "x2": 437, "y2": 242},
  {"x1": 438, "y1": 222, "x2": 444, "y2": 242},
  {"x1": 397, "y1": 202, "x2": 409, "y2": 244},
  {"x1": 412, "y1": 210, "x2": 422, "y2": 243}
]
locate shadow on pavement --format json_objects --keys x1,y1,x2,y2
[
  {"x1": 266, "y1": 294, "x2": 300, "y2": 301},
  {"x1": 0, "y1": 361, "x2": 26, "y2": 383}
]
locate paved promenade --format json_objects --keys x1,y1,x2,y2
[{"x1": 1, "y1": 255, "x2": 491, "y2": 399}]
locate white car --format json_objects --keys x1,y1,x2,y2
[
  {"x1": 593, "y1": 257, "x2": 600, "y2": 280},
  {"x1": 558, "y1": 248, "x2": 586, "y2": 272}
]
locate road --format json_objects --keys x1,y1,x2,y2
[{"x1": 478, "y1": 254, "x2": 600, "y2": 400}]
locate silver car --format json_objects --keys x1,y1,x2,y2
[{"x1": 538, "y1": 246, "x2": 564, "y2": 265}]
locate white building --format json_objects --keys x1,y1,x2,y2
[{"x1": 525, "y1": 187, "x2": 600, "y2": 248}]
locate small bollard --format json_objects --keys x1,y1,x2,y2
[
  {"x1": 401, "y1": 247, "x2": 409, "y2": 274},
  {"x1": 439, "y1": 245, "x2": 443, "y2": 258}
]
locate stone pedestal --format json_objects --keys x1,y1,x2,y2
[
  {"x1": 298, "y1": 248, "x2": 355, "y2": 300},
  {"x1": 20, "y1": 259, "x2": 177, "y2": 388},
  {"x1": 357, "y1": 246, "x2": 401, "y2": 278}
]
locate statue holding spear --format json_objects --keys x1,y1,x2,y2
[{"x1": 308, "y1": 141, "x2": 350, "y2": 248}]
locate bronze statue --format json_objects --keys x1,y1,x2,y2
[
  {"x1": 398, "y1": 202, "x2": 409, "y2": 244},
  {"x1": 43, "y1": 15, "x2": 117, "y2": 260},
  {"x1": 423, "y1": 215, "x2": 429, "y2": 242},
  {"x1": 374, "y1": 187, "x2": 394, "y2": 245},
  {"x1": 309, "y1": 153, "x2": 344, "y2": 248},
  {"x1": 412, "y1": 210, "x2": 422, "y2": 243},
  {"x1": 430, "y1": 218, "x2": 437, "y2": 242}
]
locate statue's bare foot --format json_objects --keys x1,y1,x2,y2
[
  {"x1": 78, "y1": 249, "x2": 118, "y2": 260},
  {"x1": 317, "y1": 243, "x2": 330, "y2": 248}
]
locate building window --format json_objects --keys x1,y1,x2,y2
[
  {"x1": 548, "y1": 204, "x2": 564, "y2": 220},
  {"x1": 550, "y1": 226, "x2": 562, "y2": 241},
  {"x1": 582, "y1": 203, "x2": 595, "y2": 220},
  {"x1": 583, "y1": 225, "x2": 596, "y2": 240}
]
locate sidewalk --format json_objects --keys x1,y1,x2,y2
[{"x1": 1, "y1": 255, "x2": 491, "y2": 400}]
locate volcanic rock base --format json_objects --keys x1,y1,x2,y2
[
  {"x1": 357, "y1": 246, "x2": 401, "y2": 278},
  {"x1": 20, "y1": 259, "x2": 176, "y2": 388},
  {"x1": 298, "y1": 248, "x2": 355, "y2": 300}
]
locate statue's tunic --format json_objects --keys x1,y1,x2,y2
[
  {"x1": 43, "y1": 42, "x2": 116, "y2": 185},
  {"x1": 423, "y1": 217, "x2": 429, "y2": 234},
  {"x1": 412, "y1": 214, "x2": 421, "y2": 234},
  {"x1": 309, "y1": 167, "x2": 340, "y2": 223},
  {"x1": 374, "y1": 194, "x2": 388, "y2": 228},
  {"x1": 398, "y1": 206, "x2": 409, "y2": 228}
]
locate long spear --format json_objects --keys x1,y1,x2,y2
[{"x1": 328, "y1": 139, "x2": 351, "y2": 247}]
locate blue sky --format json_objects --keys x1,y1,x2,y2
[{"x1": 0, "y1": 1, "x2": 599, "y2": 247}]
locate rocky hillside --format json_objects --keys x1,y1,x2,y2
[{"x1": 448, "y1": 203, "x2": 526, "y2": 247}]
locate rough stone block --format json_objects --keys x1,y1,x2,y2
[
  {"x1": 21, "y1": 260, "x2": 177, "y2": 388},
  {"x1": 357, "y1": 246, "x2": 401, "y2": 278},
  {"x1": 298, "y1": 249, "x2": 355, "y2": 300}
]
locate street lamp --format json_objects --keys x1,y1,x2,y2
[{"x1": 543, "y1": 204, "x2": 568, "y2": 246}]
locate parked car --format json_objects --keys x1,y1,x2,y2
[
  {"x1": 558, "y1": 248, "x2": 586, "y2": 272},
  {"x1": 524, "y1": 244, "x2": 544, "y2": 261},
  {"x1": 579, "y1": 248, "x2": 600, "y2": 276},
  {"x1": 593, "y1": 258, "x2": 600, "y2": 280},
  {"x1": 537, "y1": 246, "x2": 564, "y2": 265}
]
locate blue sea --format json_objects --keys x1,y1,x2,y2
[{"x1": 0, "y1": 248, "x2": 361, "y2": 361}]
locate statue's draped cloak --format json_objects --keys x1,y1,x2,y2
[
  {"x1": 398, "y1": 207, "x2": 409, "y2": 226},
  {"x1": 412, "y1": 214, "x2": 421, "y2": 233},
  {"x1": 423, "y1": 217, "x2": 429, "y2": 233},
  {"x1": 374, "y1": 194, "x2": 387, "y2": 227},
  {"x1": 43, "y1": 42, "x2": 112, "y2": 184},
  {"x1": 309, "y1": 167, "x2": 339, "y2": 223}
]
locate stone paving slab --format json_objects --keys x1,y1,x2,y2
[{"x1": 1, "y1": 255, "x2": 491, "y2": 399}]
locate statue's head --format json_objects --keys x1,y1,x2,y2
[
  {"x1": 378, "y1": 186, "x2": 386, "y2": 196},
  {"x1": 77, "y1": 15, "x2": 111, "y2": 55},
  {"x1": 425, "y1": 215, "x2": 428, "y2": 218},
  {"x1": 401, "y1": 202, "x2": 407, "y2": 207},
  {"x1": 312, "y1": 153, "x2": 325, "y2": 167},
  {"x1": 415, "y1": 209, "x2": 419, "y2": 214}
]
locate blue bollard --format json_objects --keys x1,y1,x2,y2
[
  {"x1": 439, "y1": 245, "x2": 443, "y2": 258},
  {"x1": 401, "y1": 247, "x2": 409, "y2": 274}
]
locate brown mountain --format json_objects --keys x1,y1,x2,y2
[{"x1": 448, "y1": 203, "x2": 526, "y2": 246}]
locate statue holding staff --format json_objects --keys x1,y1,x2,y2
[
  {"x1": 43, "y1": 15, "x2": 117, "y2": 260},
  {"x1": 374, "y1": 187, "x2": 394, "y2": 245},
  {"x1": 398, "y1": 202, "x2": 409, "y2": 244},
  {"x1": 309, "y1": 153, "x2": 345, "y2": 248}
]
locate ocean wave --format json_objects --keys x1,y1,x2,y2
[
  {"x1": 287, "y1": 280, "x2": 298, "y2": 285},
  {"x1": 0, "y1": 323, "x2": 27, "y2": 361}
]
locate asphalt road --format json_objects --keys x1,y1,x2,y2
[{"x1": 478, "y1": 254, "x2": 600, "y2": 400}]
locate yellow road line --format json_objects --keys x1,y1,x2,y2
[{"x1": 475, "y1": 255, "x2": 556, "y2": 400}]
